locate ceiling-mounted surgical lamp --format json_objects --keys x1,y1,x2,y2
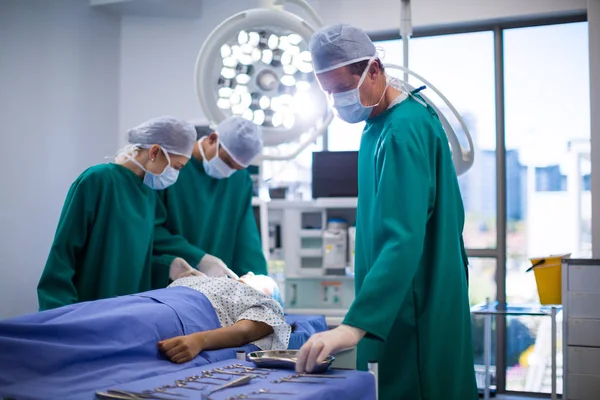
[
  {"x1": 194, "y1": 0, "x2": 331, "y2": 153},
  {"x1": 194, "y1": 0, "x2": 474, "y2": 174}
]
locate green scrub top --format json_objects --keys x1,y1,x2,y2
[
  {"x1": 37, "y1": 163, "x2": 161, "y2": 311},
  {"x1": 153, "y1": 156, "x2": 267, "y2": 286},
  {"x1": 342, "y1": 97, "x2": 478, "y2": 399}
]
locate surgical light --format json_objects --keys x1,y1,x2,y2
[
  {"x1": 253, "y1": 109, "x2": 266, "y2": 125},
  {"x1": 241, "y1": 108, "x2": 253, "y2": 120},
  {"x1": 194, "y1": 3, "x2": 330, "y2": 147},
  {"x1": 259, "y1": 96, "x2": 270, "y2": 109}
]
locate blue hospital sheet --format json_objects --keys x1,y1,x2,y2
[
  {"x1": 94, "y1": 359, "x2": 376, "y2": 400},
  {"x1": 0, "y1": 288, "x2": 327, "y2": 400},
  {"x1": 285, "y1": 314, "x2": 328, "y2": 350}
]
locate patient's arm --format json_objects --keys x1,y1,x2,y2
[{"x1": 158, "y1": 320, "x2": 274, "y2": 364}]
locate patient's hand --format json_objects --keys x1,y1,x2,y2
[{"x1": 158, "y1": 333, "x2": 205, "y2": 364}]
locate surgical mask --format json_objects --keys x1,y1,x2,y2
[
  {"x1": 126, "y1": 146, "x2": 179, "y2": 190},
  {"x1": 198, "y1": 137, "x2": 235, "y2": 179},
  {"x1": 330, "y1": 58, "x2": 390, "y2": 124}
]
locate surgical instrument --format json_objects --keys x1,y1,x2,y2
[
  {"x1": 251, "y1": 388, "x2": 299, "y2": 395},
  {"x1": 106, "y1": 389, "x2": 182, "y2": 400},
  {"x1": 288, "y1": 373, "x2": 346, "y2": 379},
  {"x1": 201, "y1": 375, "x2": 254, "y2": 400},
  {"x1": 271, "y1": 378, "x2": 324, "y2": 384},
  {"x1": 228, "y1": 363, "x2": 271, "y2": 372}
]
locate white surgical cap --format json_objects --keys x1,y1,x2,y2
[
  {"x1": 216, "y1": 116, "x2": 263, "y2": 167},
  {"x1": 309, "y1": 23, "x2": 376, "y2": 74},
  {"x1": 127, "y1": 116, "x2": 197, "y2": 158}
]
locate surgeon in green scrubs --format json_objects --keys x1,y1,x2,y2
[
  {"x1": 152, "y1": 116, "x2": 267, "y2": 284},
  {"x1": 296, "y1": 24, "x2": 478, "y2": 400},
  {"x1": 37, "y1": 117, "x2": 201, "y2": 311}
]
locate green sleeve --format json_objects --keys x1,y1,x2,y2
[
  {"x1": 343, "y1": 137, "x2": 430, "y2": 341},
  {"x1": 37, "y1": 175, "x2": 97, "y2": 310},
  {"x1": 152, "y1": 190, "x2": 206, "y2": 268},
  {"x1": 231, "y1": 179, "x2": 268, "y2": 276}
]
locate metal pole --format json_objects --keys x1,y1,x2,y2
[
  {"x1": 484, "y1": 297, "x2": 491, "y2": 400},
  {"x1": 368, "y1": 361, "x2": 379, "y2": 400},
  {"x1": 551, "y1": 307, "x2": 557, "y2": 400},
  {"x1": 493, "y1": 25, "x2": 508, "y2": 393},
  {"x1": 400, "y1": 0, "x2": 412, "y2": 83}
]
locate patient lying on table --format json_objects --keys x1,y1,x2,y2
[
  {"x1": 0, "y1": 273, "x2": 290, "y2": 392},
  {"x1": 160, "y1": 272, "x2": 290, "y2": 363}
]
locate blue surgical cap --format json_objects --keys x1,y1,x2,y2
[
  {"x1": 271, "y1": 286, "x2": 284, "y2": 310},
  {"x1": 216, "y1": 116, "x2": 263, "y2": 168},
  {"x1": 309, "y1": 23, "x2": 376, "y2": 74},
  {"x1": 127, "y1": 116, "x2": 197, "y2": 158}
]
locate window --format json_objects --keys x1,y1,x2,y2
[
  {"x1": 406, "y1": 32, "x2": 497, "y2": 250},
  {"x1": 468, "y1": 258, "x2": 497, "y2": 306},
  {"x1": 504, "y1": 23, "x2": 591, "y2": 307},
  {"x1": 503, "y1": 21, "x2": 589, "y2": 393}
]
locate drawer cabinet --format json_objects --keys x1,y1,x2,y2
[{"x1": 563, "y1": 259, "x2": 600, "y2": 400}]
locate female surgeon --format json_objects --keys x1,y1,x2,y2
[{"x1": 37, "y1": 116, "x2": 200, "y2": 311}]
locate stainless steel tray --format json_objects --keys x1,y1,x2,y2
[{"x1": 247, "y1": 350, "x2": 334, "y2": 374}]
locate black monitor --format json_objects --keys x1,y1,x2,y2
[{"x1": 311, "y1": 151, "x2": 358, "y2": 199}]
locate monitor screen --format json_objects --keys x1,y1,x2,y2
[{"x1": 312, "y1": 151, "x2": 358, "y2": 199}]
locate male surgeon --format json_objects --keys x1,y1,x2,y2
[
  {"x1": 295, "y1": 24, "x2": 478, "y2": 400},
  {"x1": 153, "y1": 116, "x2": 268, "y2": 284}
]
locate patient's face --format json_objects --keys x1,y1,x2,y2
[{"x1": 237, "y1": 272, "x2": 278, "y2": 296}]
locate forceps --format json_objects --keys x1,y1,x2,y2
[
  {"x1": 288, "y1": 373, "x2": 347, "y2": 379},
  {"x1": 223, "y1": 366, "x2": 269, "y2": 375},
  {"x1": 271, "y1": 378, "x2": 324, "y2": 384},
  {"x1": 251, "y1": 388, "x2": 299, "y2": 395},
  {"x1": 226, "y1": 363, "x2": 271, "y2": 372},
  {"x1": 212, "y1": 368, "x2": 264, "y2": 379},
  {"x1": 102, "y1": 389, "x2": 182, "y2": 400},
  {"x1": 201, "y1": 375, "x2": 254, "y2": 400}
]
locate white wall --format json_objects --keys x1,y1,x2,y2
[
  {"x1": 0, "y1": 0, "x2": 121, "y2": 318},
  {"x1": 118, "y1": 0, "x2": 587, "y2": 136}
]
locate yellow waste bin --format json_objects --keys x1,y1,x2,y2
[{"x1": 528, "y1": 253, "x2": 570, "y2": 305}]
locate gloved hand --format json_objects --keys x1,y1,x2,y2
[
  {"x1": 169, "y1": 258, "x2": 206, "y2": 281},
  {"x1": 296, "y1": 324, "x2": 365, "y2": 373},
  {"x1": 196, "y1": 254, "x2": 239, "y2": 279}
]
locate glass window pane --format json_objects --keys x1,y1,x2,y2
[
  {"x1": 469, "y1": 257, "x2": 497, "y2": 393},
  {"x1": 407, "y1": 32, "x2": 497, "y2": 249},
  {"x1": 468, "y1": 257, "x2": 497, "y2": 306},
  {"x1": 504, "y1": 22, "x2": 590, "y2": 306},
  {"x1": 505, "y1": 314, "x2": 563, "y2": 394}
]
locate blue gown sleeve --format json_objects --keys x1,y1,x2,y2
[
  {"x1": 37, "y1": 175, "x2": 98, "y2": 310},
  {"x1": 343, "y1": 136, "x2": 431, "y2": 341},
  {"x1": 152, "y1": 191, "x2": 206, "y2": 268},
  {"x1": 231, "y1": 178, "x2": 268, "y2": 276}
]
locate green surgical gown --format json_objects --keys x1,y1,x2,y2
[
  {"x1": 342, "y1": 97, "x2": 478, "y2": 399},
  {"x1": 152, "y1": 156, "x2": 267, "y2": 286},
  {"x1": 37, "y1": 164, "x2": 161, "y2": 311}
]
